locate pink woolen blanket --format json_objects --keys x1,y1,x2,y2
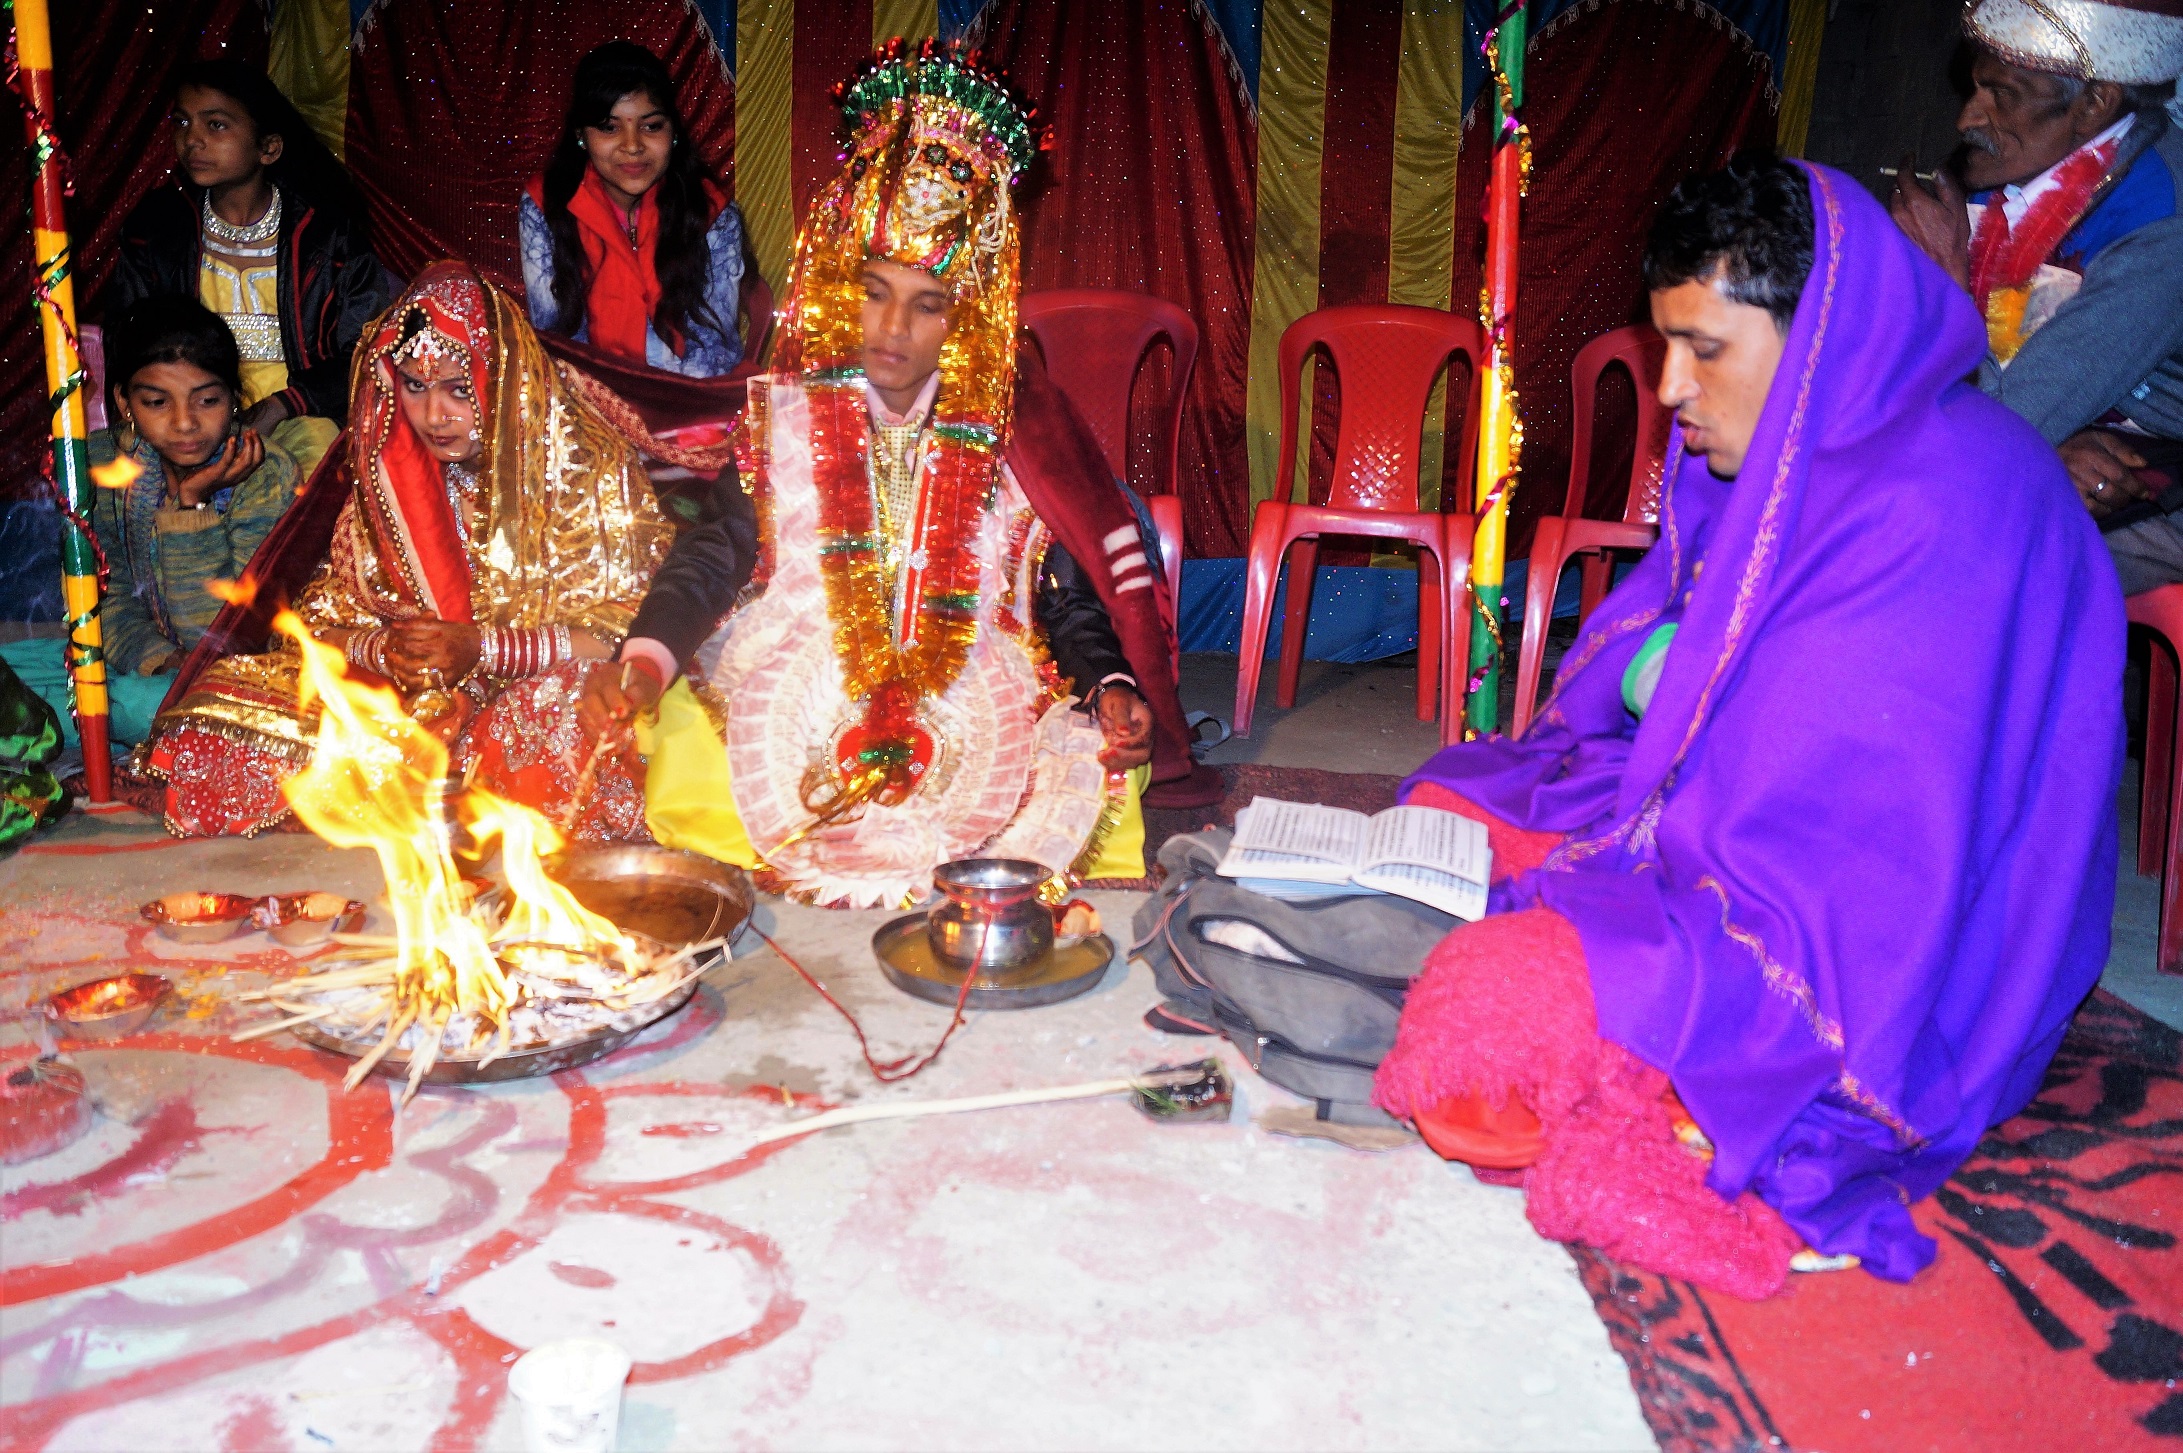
[{"x1": 1374, "y1": 785, "x2": 1799, "y2": 1300}]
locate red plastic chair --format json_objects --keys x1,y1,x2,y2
[
  {"x1": 1511, "y1": 325, "x2": 1674, "y2": 736},
  {"x1": 1233, "y1": 304, "x2": 1482, "y2": 745},
  {"x1": 2128, "y1": 586, "x2": 2183, "y2": 974},
  {"x1": 1020, "y1": 289, "x2": 1197, "y2": 608}
]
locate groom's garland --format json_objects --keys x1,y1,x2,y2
[{"x1": 804, "y1": 370, "x2": 999, "y2": 807}]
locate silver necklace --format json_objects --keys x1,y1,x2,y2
[{"x1": 201, "y1": 188, "x2": 280, "y2": 252}]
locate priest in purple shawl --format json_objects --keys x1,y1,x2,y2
[{"x1": 1372, "y1": 155, "x2": 2124, "y2": 1297}]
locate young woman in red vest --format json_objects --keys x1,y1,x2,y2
[{"x1": 520, "y1": 42, "x2": 746, "y2": 377}]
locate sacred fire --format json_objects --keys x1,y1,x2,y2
[{"x1": 232, "y1": 608, "x2": 709, "y2": 1100}]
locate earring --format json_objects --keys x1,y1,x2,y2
[
  {"x1": 467, "y1": 427, "x2": 481, "y2": 442},
  {"x1": 116, "y1": 413, "x2": 138, "y2": 455}
]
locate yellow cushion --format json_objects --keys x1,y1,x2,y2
[
  {"x1": 1077, "y1": 764, "x2": 1149, "y2": 881},
  {"x1": 637, "y1": 680, "x2": 759, "y2": 868}
]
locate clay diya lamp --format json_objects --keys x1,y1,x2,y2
[
  {"x1": 254, "y1": 891, "x2": 368, "y2": 949},
  {"x1": 141, "y1": 891, "x2": 255, "y2": 944},
  {"x1": 45, "y1": 972, "x2": 173, "y2": 1041}
]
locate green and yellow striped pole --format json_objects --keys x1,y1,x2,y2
[
  {"x1": 10, "y1": 0, "x2": 111, "y2": 799},
  {"x1": 1465, "y1": 2, "x2": 1526, "y2": 738}
]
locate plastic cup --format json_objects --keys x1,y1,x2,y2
[{"x1": 507, "y1": 1338, "x2": 632, "y2": 1453}]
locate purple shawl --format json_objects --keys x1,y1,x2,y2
[{"x1": 1406, "y1": 164, "x2": 2124, "y2": 1280}]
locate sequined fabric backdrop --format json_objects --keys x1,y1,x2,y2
[
  {"x1": 343, "y1": 0, "x2": 737, "y2": 287},
  {"x1": 1451, "y1": 2, "x2": 1777, "y2": 541},
  {"x1": 978, "y1": 0, "x2": 1260, "y2": 558},
  {"x1": 0, "y1": 0, "x2": 1801, "y2": 631}
]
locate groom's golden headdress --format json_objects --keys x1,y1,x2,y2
[
  {"x1": 833, "y1": 40, "x2": 1042, "y2": 296},
  {"x1": 779, "y1": 42, "x2": 1044, "y2": 378}
]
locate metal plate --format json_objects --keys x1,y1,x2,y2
[
  {"x1": 872, "y1": 913, "x2": 1115, "y2": 1010},
  {"x1": 292, "y1": 978, "x2": 703, "y2": 1085},
  {"x1": 544, "y1": 845, "x2": 755, "y2": 950}
]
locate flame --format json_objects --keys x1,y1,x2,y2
[
  {"x1": 265, "y1": 610, "x2": 631, "y2": 1080},
  {"x1": 462, "y1": 786, "x2": 629, "y2": 962},
  {"x1": 207, "y1": 576, "x2": 259, "y2": 610},
  {"x1": 91, "y1": 454, "x2": 144, "y2": 490}
]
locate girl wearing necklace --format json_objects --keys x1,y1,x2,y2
[
  {"x1": 111, "y1": 60, "x2": 394, "y2": 481},
  {"x1": 88, "y1": 297, "x2": 301, "y2": 693},
  {"x1": 520, "y1": 42, "x2": 748, "y2": 378}
]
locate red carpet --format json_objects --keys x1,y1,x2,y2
[{"x1": 1577, "y1": 989, "x2": 2183, "y2": 1452}]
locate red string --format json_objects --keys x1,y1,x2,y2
[{"x1": 753, "y1": 923, "x2": 981, "y2": 1083}]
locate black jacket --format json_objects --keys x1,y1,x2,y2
[
  {"x1": 108, "y1": 182, "x2": 397, "y2": 424},
  {"x1": 628, "y1": 463, "x2": 1133, "y2": 695}
]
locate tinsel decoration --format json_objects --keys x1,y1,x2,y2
[{"x1": 773, "y1": 43, "x2": 1041, "y2": 820}]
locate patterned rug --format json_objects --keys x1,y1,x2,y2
[{"x1": 1578, "y1": 989, "x2": 2183, "y2": 1451}]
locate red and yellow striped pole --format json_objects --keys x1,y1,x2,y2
[
  {"x1": 1465, "y1": 3, "x2": 1527, "y2": 739},
  {"x1": 11, "y1": 0, "x2": 110, "y2": 800}
]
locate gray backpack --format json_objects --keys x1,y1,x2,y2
[{"x1": 1128, "y1": 830, "x2": 1460, "y2": 1128}]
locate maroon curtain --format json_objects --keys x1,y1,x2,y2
[
  {"x1": 0, "y1": 3, "x2": 267, "y2": 503},
  {"x1": 792, "y1": 0, "x2": 877, "y2": 221},
  {"x1": 1450, "y1": 1, "x2": 1778, "y2": 554},
  {"x1": 344, "y1": 0, "x2": 736, "y2": 289},
  {"x1": 974, "y1": 0, "x2": 1259, "y2": 559}
]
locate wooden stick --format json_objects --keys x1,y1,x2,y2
[
  {"x1": 231, "y1": 1004, "x2": 344, "y2": 1041},
  {"x1": 401, "y1": 1006, "x2": 449, "y2": 1104},
  {"x1": 746, "y1": 1068, "x2": 1204, "y2": 1148},
  {"x1": 345, "y1": 1002, "x2": 417, "y2": 1090},
  {"x1": 240, "y1": 966, "x2": 395, "y2": 1000}
]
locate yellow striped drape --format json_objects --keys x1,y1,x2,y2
[
  {"x1": 872, "y1": 0, "x2": 939, "y2": 48},
  {"x1": 1777, "y1": 0, "x2": 1829, "y2": 157},
  {"x1": 738, "y1": 0, "x2": 798, "y2": 292},
  {"x1": 1388, "y1": 0, "x2": 1465, "y2": 510},
  {"x1": 1243, "y1": 0, "x2": 1335, "y2": 507},
  {"x1": 266, "y1": 0, "x2": 353, "y2": 158}
]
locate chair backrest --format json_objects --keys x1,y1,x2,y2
[
  {"x1": 81, "y1": 324, "x2": 106, "y2": 432},
  {"x1": 1276, "y1": 304, "x2": 1483, "y2": 514},
  {"x1": 1020, "y1": 288, "x2": 1199, "y2": 498},
  {"x1": 1564, "y1": 324, "x2": 1671, "y2": 526}
]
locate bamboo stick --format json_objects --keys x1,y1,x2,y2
[
  {"x1": 1465, "y1": 6, "x2": 1529, "y2": 739},
  {"x1": 13, "y1": 0, "x2": 109, "y2": 800},
  {"x1": 747, "y1": 1067, "x2": 1207, "y2": 1148}
]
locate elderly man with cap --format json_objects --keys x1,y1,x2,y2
[{"x1": 1892, "y1": 0, "x2": 2183, "y2": 591}]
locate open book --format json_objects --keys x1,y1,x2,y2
[{"x1": 1214, "y1": 797, "x2": 1492, "y2": 922}]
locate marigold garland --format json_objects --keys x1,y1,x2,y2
[{"x1": 773, "y1": 43, "x2": 1035, "y2": 812}]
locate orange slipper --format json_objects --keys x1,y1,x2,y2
[{"x1": 1413, "y1": 1091, "x2": 1545, "y2": 1170}]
